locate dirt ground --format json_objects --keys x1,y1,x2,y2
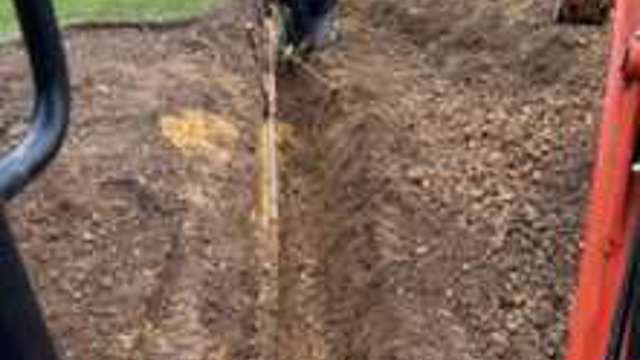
[{"x1": 0, "y1": 0, "x2": 608, "y2": 359}]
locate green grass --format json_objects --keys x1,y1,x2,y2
[{"x1": 0, "y1": 0, "x2": 220, "y2": 39}]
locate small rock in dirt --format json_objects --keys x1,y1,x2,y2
[
  {"x1": 446, "y1": 289, "x2": 454, "y2": 298},
  {"x1": 416, "y1": 245, "x2": 429, "y2": 255},
  {"x1": 490, "y1": 331, "x2": 509, "y2": 347}
]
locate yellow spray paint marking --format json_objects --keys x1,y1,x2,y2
[
  {"x1": 504, "y1": 1, "x2": 530, "y2": 22},
  {"x1": 254, "y1": 122, "x2": 280, "y2": 222},
  {"x1": 252, "y1": 121, "x2": 298, "y2": 220},
  {"x1": 252, "y1": 119, "x2": 282, "y2": 360},
  {"x1": 160, "y1": 110, "x2": 239, "y2": 160}
]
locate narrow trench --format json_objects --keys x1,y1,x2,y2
[
  {"x1": 274, "y1": 64, "x2": 348, "y2": 360},
  {"x1": 278, "y1": 69, "x2": 332, "y2": 360},
  {"x1": 271, "y1": 60, "x2": 418, "y2": 360}
]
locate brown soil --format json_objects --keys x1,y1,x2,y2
[{"x1": 0, "y1": 0, "x2": 607, "y2": 359}]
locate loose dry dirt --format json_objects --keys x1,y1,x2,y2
[{"x1": 0, "y1": 0, "x2": 608, "y2": 359}]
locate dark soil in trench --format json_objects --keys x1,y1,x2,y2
[{"x1": 0, "y1": 0, "x2": 607, "y2": 359}]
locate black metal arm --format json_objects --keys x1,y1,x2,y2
[
  {"x1": 0, "y1": 212, "x2": 59, "y2": 360},
  {"x1": 1, "y1": 0, "x2": 70, "y2": 201},
  {"x1": 0, "y1": 1, "x2": 71, "y2": 359}
]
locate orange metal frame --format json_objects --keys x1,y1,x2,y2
[{"x1": 566, "y1": 0, "x2": 640, "y2": 359}]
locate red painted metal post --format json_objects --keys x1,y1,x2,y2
[{"x1": 565, "y1": 1, "x2": 640, "y2": 359}]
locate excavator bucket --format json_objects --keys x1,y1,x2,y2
[
  {"x1": 565, "y1": 0, "x2": 640, "y2": 359},
  {"x1": 554, "y1": 0, "x2": 609, "y2": 24}
]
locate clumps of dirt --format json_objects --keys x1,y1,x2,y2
[
  {"x1": 275, "y1": 0, "x2": 606, "y2": 359},
  {"x1": 366, "y1": 0, "x2": 601, "y2": 89}
]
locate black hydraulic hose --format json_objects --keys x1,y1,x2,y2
[
  {"x1": 627, "y1": 295, "x2": 640, "y2": 358},
  {"x1": 0, "y1": 0, "x2": 70, "y2": 201},
  {"x1": 607, "y1": 170, "x2": 640, "y2": 359},
  {"x1": 606, "y1": 218, "x2": 640, "y2": 359}
]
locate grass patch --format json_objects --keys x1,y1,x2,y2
[{"x1": 0, "y1": 0, "x2": 220, "y2": 39}]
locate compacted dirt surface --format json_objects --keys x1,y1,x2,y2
[{"x1": 0, "y1": 0, "x2": 608, "y2": 359}]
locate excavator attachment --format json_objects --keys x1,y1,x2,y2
[
  {"x1": 0, "y1": 0, "x2": 70, "y2": 359},
  {"x1": 565, "y1": 0, "x2": 640, "y2": 359}
]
